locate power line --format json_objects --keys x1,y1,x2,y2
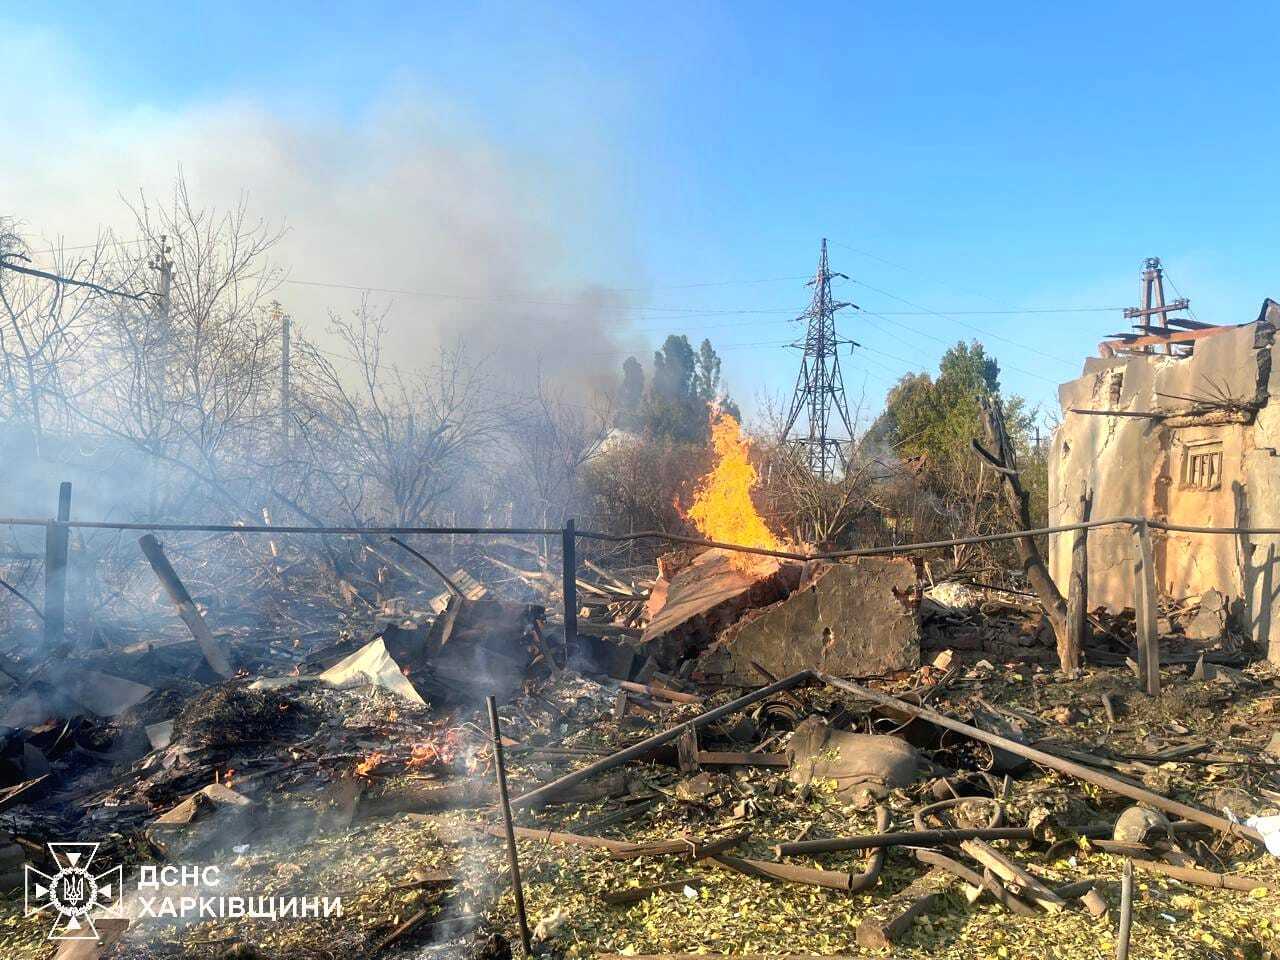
[
  {"x1": 856, "y1": 308, "x2": 1067, "y2": 385},
  {"x1": 17, "y1": 243, "x2": 1124, "y2": 321},
  {"x1": 849, "y1": 278, "x2": 1078, "y2": 366}
]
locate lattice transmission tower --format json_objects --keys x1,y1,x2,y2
[{"x1": 780, "y1": 238, "x2": 860, "y2": 479}]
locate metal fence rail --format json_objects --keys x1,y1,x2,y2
[{"x1": 6, "y1": 480, "x2": 1280, "y2": 688}]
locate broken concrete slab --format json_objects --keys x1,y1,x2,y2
[
  {"x1": 640, "y1": 548, "x2": 801, "y2": 669},
  {"x1": 696, "y1": 558, "x2": 920, "y2": 683},
  {"x1": 1184, "y1": 589, "x2": 1228, "y2": 641},
  {"x1": 148, "y1": 781, "x2": 256, "y2": 859}
]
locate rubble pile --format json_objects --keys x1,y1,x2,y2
[{"x1": 0, "y1": 524, "x2": 1275, "y2": 960}]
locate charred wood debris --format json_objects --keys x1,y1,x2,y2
[{"x1": 0, "y1": 528, "x2": 1277, "y2": 959}]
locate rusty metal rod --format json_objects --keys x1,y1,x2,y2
[
  {"x1": 600, "y1": 877, "x2": 704, "y2": 906},
  {"x1": 709, "y1": 854, "x2": 854, "y2": 891},
  {"x1": 486, "y1": 696, "x2": 532, "y2": 956},
  {"x1": 509, "y1": 671, "x2": 814, "y2": 809},
  {"x1": 387, "y1": 537, "x2": 464, "y2": 595},
  {"x1": 1129, "y1": 857, "x2": 1270, "y2": 892},
  {"x1": 608, "y1": 830, "x2": 749, "y2": 861},
  {"x1": 816, "y1": 673, "x2": 1263, "y2": 846},
  {"x1": 477, "y1": 823, "x2": 632, "y2": 853},
  {"x1": 1116, "y1": 859, "x2": 1134, "y2": 960},
  {"x1": 848, "y1": 806, "x2": 891, "y2": 894},
  {"x1": 775, "y1": 825, "x2": 1032, "y2": 858}
]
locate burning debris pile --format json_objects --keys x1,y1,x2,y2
[{"x1": 0, "y1": 415, "x2": 1276, "y2": 959}]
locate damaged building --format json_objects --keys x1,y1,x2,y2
[{"x1": 1049, "y1": 290, "x2": 1280, "y2": 663}]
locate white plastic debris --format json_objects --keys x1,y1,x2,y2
[
  {"x1": 1226, "y1": 807, "x2": 1280, "y2": 857},
  {"x1": 318, "y1": 638, "x2": 425, "y2": 705},
  {"x1": 532, "y1": 906, "x2": 567, "y2": 942}
]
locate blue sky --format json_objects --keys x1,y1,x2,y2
[{"x1": 7, "y1": 2, "x2": 1280, "y2": 425}]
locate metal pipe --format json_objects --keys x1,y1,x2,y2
[
  {"x1": 387, "y1": 536, "x2": 464, "y2": 595},
  {"x1": 0, "y1": 518, "x2": 561, "y2": 535},
  {"x1": 709, "y1": 853, "x2": 854, "y2": 891},
  {"x1": 3, "y1": 513, "x2": 1280, "y2": 556},
  {"x1": 1116, "y1": 859, "x2": 1134, "y2": 960},
  {"x1": 509, "y1": 671, "x2": 814, "y2": 809},
  {"x1": 847, "y1": 806, "x2": 891, "y2": 894},
  {"x1": 774, "y1": 826, "x2": 1033, "y2": 858},
  {"x1": 1129, "y1": 857, "x2": 1270, "y2": 892},
  {"x1": 912, "y1": 849, "x2": 1037, "y2": 916},
  {"x1": 816, "y1": 673, "x2": 1263, "y2": 846},
  {"x1": 486, "y1": 696, "x2": 532, "y2": 956}
]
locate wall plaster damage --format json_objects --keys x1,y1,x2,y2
[{"x1": 1049, "y1": 298, "x2": 1280, "y2": 664}]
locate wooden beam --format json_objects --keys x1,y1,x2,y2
[
  {"x1": 1103, "y1": 325, "x2": 1237, "y2": 351},
  {"x1": 1134, "y1": 520, "x2": 1161, "y2": 697},
  {"x1": 42, "y1": 482, "x2": 71, "y2": 649},
  {"x1": 138, "y1": 534, "x2": 234, "y2": 677},
  {"x1": 1123, "y1": 298, "x2": 1190, "y2": 318},
  {"x1": 1069, "y1": 409, "x2": 1164, "y2": 419}
]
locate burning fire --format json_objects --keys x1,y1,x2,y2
[
  {"x1": 683, "y1": 412, "x2": 782, "y2": 569},
  {"x1": 355, "y1": 752, "x2": 386, "y2": 777}
]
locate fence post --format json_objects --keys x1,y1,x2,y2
[
  {"x1": 43, "y1": 481, "x2": 71, "y2": 648},
  {"x1": 562, "y1": 518, "x2": 577, "y2": 649},
  {"x1": 1134, "y1": 519, "x2": 1161, "y2": 696},
  {"x1": 1064, "y1": 489, "x2": 1091, "y2": 676}
]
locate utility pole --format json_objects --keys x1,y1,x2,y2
[
  {"x1": 780, "y1": 239, "x2": 860, "y2": 480},
  {"x1": 147, "y1": 236, "x2": 173, "y2": 520},
  {"x1": 272, "y1": 301, "x2": 291, "y2": 446},
  {"x1": 1123, "y1": 257, "x2": 1190, "y2": 356}
]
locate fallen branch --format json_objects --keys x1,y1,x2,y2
[{"x1": 0, "y1": 575, "x2": 43, "y2": 621}]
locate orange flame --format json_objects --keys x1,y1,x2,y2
[
  {"x1": 355, "y1": 752, "x2": 386, "y2": 777},
  {"x1": 683, "y1": 412, "x2": 781, "y2": 570}
]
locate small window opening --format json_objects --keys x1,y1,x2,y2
[{"x1": 1181, "y1": 441, "x2": 1223, "y2": 490}]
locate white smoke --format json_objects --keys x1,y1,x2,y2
[{"x1": 0, "y1": 23, "x2": 640, "y2": 396}]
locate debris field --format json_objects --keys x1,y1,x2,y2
[{"x1": 0, "y1": 517, "x2": 1277, "y2": 960}]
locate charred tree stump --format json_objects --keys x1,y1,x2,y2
[{"x1": 972, "y1": 395, "x2": 1070, "y2": 669}]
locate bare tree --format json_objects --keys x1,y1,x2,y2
[
  {"x1": 0, "y1": 222, "x2": 114, "y2": 455},
  {"x1": 83, "y1": 178, "x2": 286, "y2": 517},
  {"x1": 499, "y1": 371, "x2": 613, "y2": 527},
  {"x1": 296, "y1": 297, "x2": 502, "y2": 526}
]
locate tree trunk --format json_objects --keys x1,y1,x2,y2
[{"x1": 974, "y1": 395, "x2": 1070, "y2": 668}]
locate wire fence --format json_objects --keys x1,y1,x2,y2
[{"x1": 5, "y1": 502, "x2": 1280, "y2": 659}]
